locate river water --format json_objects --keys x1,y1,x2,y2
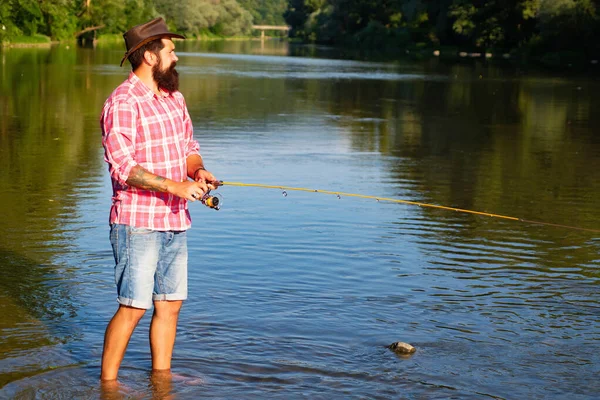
[{"x1": 0, "y1": 40, "x2": 599, "y2": 399}]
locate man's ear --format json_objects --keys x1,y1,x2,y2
[{"x1": 143, "y1": 50, "x2": 156, "y2": 66}]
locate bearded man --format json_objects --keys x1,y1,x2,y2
[{"x1": 99, "y1": 17, "x2": 218, "y2": 381}]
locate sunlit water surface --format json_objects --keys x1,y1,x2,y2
[{"x1": 0, "y1": 40, "x2": 599, "y2": 399}]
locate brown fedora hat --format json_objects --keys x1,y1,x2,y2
[{"x1": 120, "y1": 17, "x2": 185, "y2": 67}]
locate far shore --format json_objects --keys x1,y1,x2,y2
[
  {"x1": 1, "y1": 41, "x2": 55, "y2": 48},
  {"x1": 2, "y1": 35, "x2": 598, "y2": 71},
  {"x1": 1, "y1": 34, "x2": 282, "y2": 48}
]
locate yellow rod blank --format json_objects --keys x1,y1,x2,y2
[{"x1": 220, "y1": 181, "x2": 600, "y2": 234}]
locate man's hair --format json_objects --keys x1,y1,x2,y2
[{"x1": 128, "y1": 38, "x2": 165, "y2": 70}]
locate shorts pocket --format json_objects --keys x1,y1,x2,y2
[{"x1": 128, "y1": 226, "x2": 155, "y2": 235}]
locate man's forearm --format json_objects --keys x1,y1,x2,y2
[
  {"x1": 186, "y1": 154, "x2": 205, "y2": 180},
  {"x1": 126, "y1": 165, "x2": 171, "y2": 192}
]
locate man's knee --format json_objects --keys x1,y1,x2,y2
[
  {"x1": 116, "y1": 305, "x2": 147, "y2": 324},
  {"x1": 153, "y1": 300, "x2": 183, "y2": 320}
]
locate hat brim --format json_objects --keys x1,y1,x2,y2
[{"x1": 120, "y1": 33, "x2": 186, "y2": 67}]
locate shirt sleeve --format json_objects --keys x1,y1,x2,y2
[
  {"x1": 101, "y1": 99, "x2": 138, "y2": 186},
  {"x1": 182, "y1": 97, "x2": 200, "y2": 157}
]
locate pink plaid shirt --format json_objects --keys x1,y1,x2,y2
[{"x1": 101, "y1": 72, "x2": 200, "y2": 231}]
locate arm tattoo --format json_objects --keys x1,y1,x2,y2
[{"x1": 127, "y1": 165, "x2": 168, "y2": 192}]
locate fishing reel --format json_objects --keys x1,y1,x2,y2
[{"x1": 200, "y1": 191, "x2": 221, "y2": 210}]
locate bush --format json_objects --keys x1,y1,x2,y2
[
  {"x1": 96, "y1": 34, "x2": 123, "y2": 43},
  {"x1": 10, "y1": 34, "x2": 51, "y2": 44}
]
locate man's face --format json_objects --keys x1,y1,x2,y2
[{"x1": 152, "y1": 38, "x2": 179, "y2": 93}]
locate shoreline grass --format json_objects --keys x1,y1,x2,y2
[
  {"x1": 2, "y1": 32, "x2": 284, "y2": 47},
  {"x1": 2, "y1": 34, "x2": 53, "y2": 47}
]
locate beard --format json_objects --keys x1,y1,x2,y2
[{"x1": 152, "y1": 60, "x2": 179, "y2": 94}]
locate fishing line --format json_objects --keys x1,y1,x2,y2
[{"x1": 215, "y1": 181, "x2": 599, "y2": 234}]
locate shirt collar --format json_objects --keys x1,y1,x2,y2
[{"x1": 127, "y1": 71, "x2": 171, "y2": 100}]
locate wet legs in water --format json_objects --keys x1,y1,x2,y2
[{"x1": 101, "y1": 300, "x2": 183, "y2": 381}]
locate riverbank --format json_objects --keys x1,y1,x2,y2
[
  {"x1": 1, "y1": 34, "x2": 54, "y2": 47},
  {"x1": 407, "y1": 46, "x2": 599, "y2": 71},
  {"x1": 2, "y1": 32, "x2": 280, "y2": 47},
  {"x1": 3, "y1": 34, "x2": 598, "y2": 72},
  {"x1": 1, "y1": 35, "x2": 285, "y2": 54},
  {"x1": 299, "y1": 40, "x2": 600, "y2": 72}
]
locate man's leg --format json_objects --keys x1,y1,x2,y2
[
  {"x1": 150, "y1": 368, "x2": 174, "y2": 398},
  {"x1": 150, "y1": 300, "x2": 183, "y2": 371},
  {"x1": 101, "y1": 305, "x2": 146, "y2": 381},
  {"x1": 103, "y1": 224, "x2": 162, "y2": 380},
  {"x1": 150, "y1": 229, "x2": 187, "y2": 371}
]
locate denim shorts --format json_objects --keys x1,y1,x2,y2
[{"x1": 109, "y1": 224, "x2": 188, "y2": 310}]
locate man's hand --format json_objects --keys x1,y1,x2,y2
[
  {"x1": 193, "y1": 168, "x2": 219, "y2": 190},
  {"x1": 187, "y1": 155, "x2": 219, "y2": 190},
  {"x1": 168, "y1": 180, "x2": 210, "y2": 202}
]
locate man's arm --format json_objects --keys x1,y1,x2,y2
[
  {"x1": 127, "y1": 165, "x2": 170, "y2": 192},
  {"x1": 180, "y1": 100, "x2": 218, "y2": 186},
  {"x1": 127, "y1": 164, "x2": 208, "y2": 201},
  {"x1": 187, "y1": 154, "x2": 218, "y2": 186},
  {"x1": 186, "y1": 154, "x2": 206, "y2": 181}
]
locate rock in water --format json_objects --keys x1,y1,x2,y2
[{"x1": 388, "y1": 341, "x2": 416, "y2": 354}]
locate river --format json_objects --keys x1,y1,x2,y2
[{"x1": 0, "y1": 39, "x2": 599, "y2": 399}]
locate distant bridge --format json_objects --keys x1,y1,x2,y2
[{"x1": 252, "y1": 25, "x2": 291, "y2": 41}]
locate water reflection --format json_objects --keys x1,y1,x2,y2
[
  {"x1": 0, "y1": 40, "x2": 599, "y2": 398},
  {"x1": 0, "y1": 44, "x2": 107, "y2": 386}
]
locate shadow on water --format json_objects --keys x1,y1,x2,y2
[
  {"x1": 0, "y1": 44, "x2": 111, "y2": 389},
  {"x1": 0, "y1": 248, "x2": 75, "y2": 387}
]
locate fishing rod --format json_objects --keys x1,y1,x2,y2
[{"x1": 201, "y1": 181, "x2": 599, "y2": 234}]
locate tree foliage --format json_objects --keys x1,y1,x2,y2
[
  {"x1": 154, "y1": 0, "x2": 253, "y2": 37},
  {"x1": 284, "y1": 0, "x2": 600, "y2": 58},
  {"x1": 0, "y1": 0, "x2": 266, "y2": 42},
  {"x1": 2, "y1": 0, "x2": 598, "y2": 61},
  {"x1": 237, "y1": 0, "x2": 288, "y2": 25}
]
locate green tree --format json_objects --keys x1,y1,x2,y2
[
  {"x1": 78, "y1": 0, "x2": 156, "y2": 35},
  {"x1": 282, "y1": 0, "x2": 600, "y2": 57},
  {"x1": 447, "y1": 0, "x2": 539, "y2": 49},
  {"x1": 0, "y1": 1, "x2": 20, "y2": 42},
  {"x1": 237, "y1": 0, "x2": 288, "y2": 25},
  {"x1": 536, "y1": 0, "x2": 598, "y2": 54},
  {"x1": 155, "y1": 0, "x2": 253, "y2": 37},
  {"x1": 5, "y1": 0, "x2": 78, "y2": 40},
  {"x1": 285, "y1": 0, "x2": 326, "y2": 38}
]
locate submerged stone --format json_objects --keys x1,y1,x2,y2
[{"x1": 388, "y1": 341, "x2": 416, "y2": 354}]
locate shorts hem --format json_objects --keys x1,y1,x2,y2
[
  {"x1": 117, "y1": 296, "x2": 152, "y2": 310},
  {"x1": 153, "y1": 293, "x2": 187, "y2": 302}
]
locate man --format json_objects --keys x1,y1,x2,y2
[{"x1": 100, "y1": 17, "x2": 218, "y2": 381}]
